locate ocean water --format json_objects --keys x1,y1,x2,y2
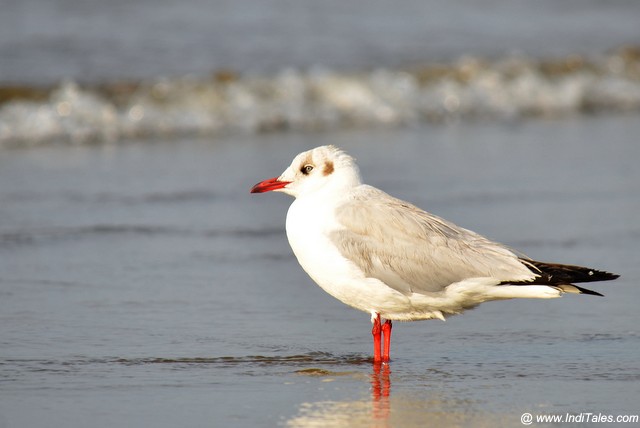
[
  {"x1": 1, "y1": 1, "x2": 640, "y2": 427},
  {"x1": 1, "y1": 115, "x2": 639, "y2": 427}
]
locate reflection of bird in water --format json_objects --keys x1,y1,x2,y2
[
  {"x1": 371, "y1": 362, "x2": 391, "y2": 420},
  {"x1": 286, "y1": 362, "x2": 510, "y2": 428},
  {"x1": 252, "y1": 145, "x2": 619, "y2": 362}
]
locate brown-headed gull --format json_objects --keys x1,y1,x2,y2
[{"x1": 250, "y1": 145, "x2": 619, "y2": 362}]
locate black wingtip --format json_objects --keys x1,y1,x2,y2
[
  {"x1": 502, "y1": 260, "x2": 618, "y2": 297},
  {"x1": 591, "y1": 271, "x2": 620, "y2": 282},
  {"x1": 522, "y1": 260, "x2": 620, "y2": 285}
]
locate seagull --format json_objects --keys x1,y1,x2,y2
[{"x1": 250, "y1": 145, "x2": 619, "y2": 362}]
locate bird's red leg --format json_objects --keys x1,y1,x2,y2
[
  {"x1": 372, "y1": 314, "x2": 382, "y2": 362},
  {"x1": 382, "y1": 320, "x2": 392, "y2": 362}
]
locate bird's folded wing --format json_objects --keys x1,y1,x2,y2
[{"x1": 330, "y1": 185, "x2": 536, "y2": 295}]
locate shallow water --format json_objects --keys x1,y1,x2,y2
[{"x1": 1, "y1": 115, "x2": 639, "y2": 427}]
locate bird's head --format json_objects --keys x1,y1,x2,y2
[{"x1": 250, "y1": 145, "x2": 361, "y2": 198}]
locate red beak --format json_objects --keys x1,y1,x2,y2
[{"x1": 250, "y1": 177, "x2": 291, "y2": 193}]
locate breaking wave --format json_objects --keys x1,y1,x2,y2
[{"x1": 1, "y1": 47, "x2": 640, "y2": 146}]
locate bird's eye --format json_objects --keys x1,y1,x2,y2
[{"x1": 301, "y1": 164, "x2": 314, "y2": 175}]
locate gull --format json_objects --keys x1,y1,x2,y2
[{"x1": 250, "y1": 145, "x2": 619, "y2": 362}]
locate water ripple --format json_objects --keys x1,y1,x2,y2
[{"x1": 0, "y1": 225, "x2": 282, "y2": 247}]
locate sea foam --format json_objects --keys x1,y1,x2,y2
[{"x1": 1, "y1": 48, "x2": 639, "y2": 146}]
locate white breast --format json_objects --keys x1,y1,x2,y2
[{"x1": 285, "y1": 195, "x2": 412, "y2": 316}]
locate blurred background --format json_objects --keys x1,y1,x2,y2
[
  {"x1": 1, "y1": 0, "x2": 640, "y2": 145},
  {"x1": 1, "y1": 2, "x2": 639, "y2": 428}
]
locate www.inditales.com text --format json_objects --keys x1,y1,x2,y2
[{"x1": 521, "y1": 412, "x2": 638, "y2": 425}]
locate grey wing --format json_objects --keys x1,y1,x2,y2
[{"x1": 330, "y1": 185, "x2": 536, "y2": 295}]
